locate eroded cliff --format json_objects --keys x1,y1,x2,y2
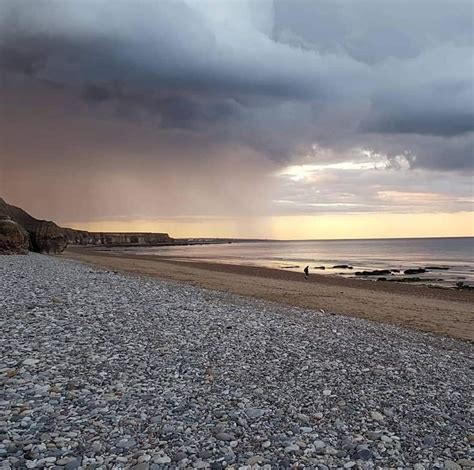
[{"x1": 0, "y1": 198, "x2": 173, "y2": 254}]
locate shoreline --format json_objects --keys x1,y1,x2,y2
[{"x1": 62, "y1": 247, "x2": 474, "y2": 341}]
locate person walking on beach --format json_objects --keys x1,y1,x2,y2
[{"x1": 304, "y1": 266, "x2": 309, "y2": 279}]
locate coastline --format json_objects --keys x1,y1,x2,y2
[{"x1": 62, "y1": 247, "x2": 474, "y2": 341}]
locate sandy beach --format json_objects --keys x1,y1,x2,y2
[{"x1": 63, "y1": 247, "x2": 474, "y2": 341}]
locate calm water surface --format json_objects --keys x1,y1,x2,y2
[{"x1": 120, "y1": 237, "x2": 474, "y2": 287}]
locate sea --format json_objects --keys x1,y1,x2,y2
[{"x1": 117, "y1": 237, "x2": 474, "y2": 288}]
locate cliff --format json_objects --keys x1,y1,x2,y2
[
  {"x1": 0, "y1": 197, "x2": 173, "y2": 254},
  {"x1": 0, "y1": 215, "x2": 30, "y2": 254}
]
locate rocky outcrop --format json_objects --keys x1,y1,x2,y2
[
  {"x1": 404, "y1": 268, "x2": 427, "y2": 275},
  {"x1": 0, "y1": 197, "x2": 68, "y2": 254},
  {"x1": 0, "y1": 197, "x2": 174, "y2": 253},
  {"x1": 29, "y1": 221, "x2": 68, "y2": 254},
  {"x1": 0, "y1": 215, "x2": 29, "y2": 254},
  {"x1": 355, "y1": 269, "x2": 392, "y2": 276},
  {"x1": 64, "y1": 231, "x2": 173, "y2": 246}
]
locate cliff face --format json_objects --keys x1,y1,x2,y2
[
  {"x1": 0, "y1": 198, "x2": 68, "y2": 254},
  {"x1": 0, "y1": 197, "x2": 39, "y2": 231},
  {"x1": 0, "y1": 215, "x2": 29, "y2": 254},
  {"x1": 66, "y1": 231, "x2": 173, "y2": 246},
  {"x1": 30, "y1": 221, "x2": 69, "y2": 254},
  {"x1": 0, "y1": 198, "x2": 173, "y2": 254}
]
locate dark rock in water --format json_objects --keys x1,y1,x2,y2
[
  {"x1": 313, "y1": 266, "x2": 326, "y2": 270},
  {"x1": 425, "y1": 266, "x2": 450, "y2": 270},
  {"x1": 386, "y1": 277, "x2": 439, "y2": 283},
  {"x1": 404, "y1": 268, "x2": 427, "y2": 275},
  {"x1": 355, "y1": 270, "x2": 392, "y2": 276},
  {"x1": 0, "y1": 215, "x2": 29, "y2": 254},
  {"x1": 456, "y1": 281, "x2": 474, "y2": 291},
  {"x1": 377, "y1": 277, "x2": 387, "y2": 281},
  {"x1": 333, "y1": 265, "x2": 353, "y2": 269}
]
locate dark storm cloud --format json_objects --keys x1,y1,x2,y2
[
  {"x1": 1, "y1": 0, "x2": 473, "y2": 170},
  {"x1": 0, "y1": 0, "x2": 473, "y2": 225},
  {"x1": 0, "y1": 41, "x2": 47, "y2": 76},
  {"x1": 81, "y1": 83, "x2": 244, "y2": 129}
]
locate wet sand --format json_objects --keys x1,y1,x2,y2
[{"x1": 62, "y1": 247, "x2": 474, "y2": 341}]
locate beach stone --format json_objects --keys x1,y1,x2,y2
[
  {"x1": 313, "y1": 440, "x2": 326, "y2": 451},
  {"x1": 284, "y1": 444, "x2": 299, "y2": 453},
  {"x1": 91, "y1": 441, "x2": 102, "y2": 453},
  {"x1": 444, "y1": 461, "x2": 461, "y2": 470},
  {"x1": 117, "y1": 438, "x2": 136, "y2": 449},
  {"x1": 355, "y1": 448, "x2": 373, "y2": 461},
  {"x1": 341, "y1": 439, "x2": 357, "y2": 451},
  {"x1": 370, "y1": 411, "x2": 384, "y2": 421},
  {"x1": 423, "y1": 435, "x2": 436, "y2": 446},
  {"x1": 222, "y1": 450, "x2": 236, "y2": 463},
  {"x1": 297, "y1": 412, "x2": 309, "y2": 422},
  {"x1": 199, "y1": 450, "x2": 212, "y2": 459},
  {"x1": 457, "y1": 460, "x2": 474, "y2": 467},
  {"x1": 194, "y1": 461, "x2": 210, "y2": 469},
  {"x1": 132, "y1": 464, "x2": 149, "y2": 470},
  {"x1": 215, "y1": 432, "x2": 233, "y2": 441},
  {"x1": 366, "y1": 431, "x2": 382, "y2": 440},
  {"x1": 246, "y1": 455, "x2": 264, "y2": 465},
  {"x1": 173, "y1": 452, "x2": 187, "y2": 462},
  {"x1": 23, "y1": 358, "x2": 40, "y2": 366},
  {"x1": 245, "y1": 408, "x2": 266, "y2": 418},
  {"x1": 64, "y1": 459, "x2": 80, "y2": 470}
]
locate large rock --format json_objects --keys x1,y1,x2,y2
[
  {"x1": 30, "y1": 221, "x2": 68, "y2": 254},
  {"x1": 0, "y1": 215, "x2": 29, "y2": 254},
  {"x1": 1, "y1": 197, "x2": 68, "y2": 254}
]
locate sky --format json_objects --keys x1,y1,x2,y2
[{"x1": 0, "y1": 0, "x2": 473, "y2": 239}]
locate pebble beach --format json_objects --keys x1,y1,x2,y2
[{"x1": 1, "y1": 253, "x2": 473, "y2": 469}]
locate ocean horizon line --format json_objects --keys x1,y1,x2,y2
[{"x1": 179, "y1": 235, "x2": 474, "y2": 243}]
